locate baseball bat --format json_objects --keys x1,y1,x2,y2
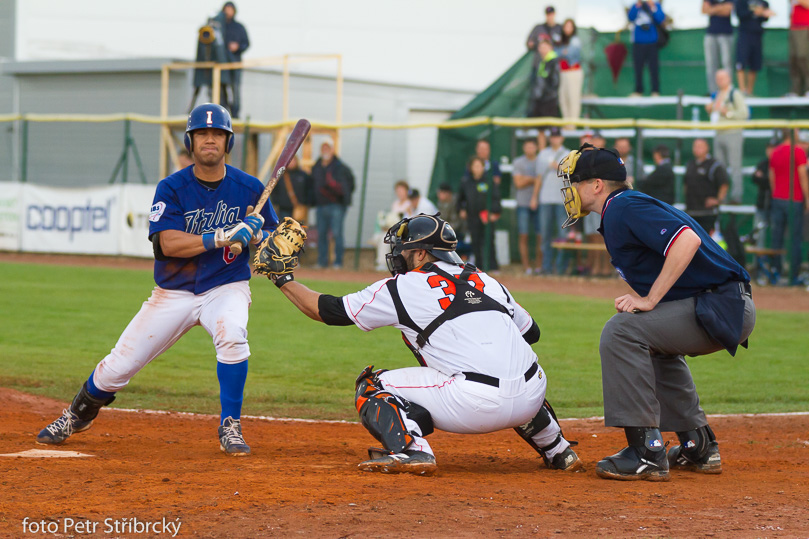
[{"x1": 230, "y1": 118, "x2": 311, "y2": 255}]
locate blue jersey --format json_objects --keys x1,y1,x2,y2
[
  {"x1": 598, "y1": 188, "x2": 749, "y2": 302},
  {"x1": 148, "y1": 165, "x2": 279, "y2": 294}
]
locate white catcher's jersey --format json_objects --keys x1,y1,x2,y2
[{"x1": 343, "y1": 261, "x2": 537, "y2": 380}]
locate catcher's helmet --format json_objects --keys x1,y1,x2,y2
[
  {"x1": 384, "y1": 213, "x2": 463, "y2": 275},
  {"x1": 184, "y1": 103, "x2": 235, "y2": 154}
]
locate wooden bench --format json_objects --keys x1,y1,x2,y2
[
  {"x1": 551, "y1": 241, "x2": 607, "y2": 251},
  {"x1": 744, "y1": 246, "x2": 785, "y2": 257}
]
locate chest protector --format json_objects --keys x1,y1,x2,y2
[{"x1": 386, "y1": 263, "x2": 511, "y2": 359}]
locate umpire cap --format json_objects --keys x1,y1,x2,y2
[{"x1": 567, "y1": 144, "x2": 627, "y2": 183}]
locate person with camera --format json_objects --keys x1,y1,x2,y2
[{"x1": 628, "y1": 0, "x2": 667, "y2": 97}]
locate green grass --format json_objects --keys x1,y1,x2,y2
[{"x1": 1, "y1": 261, "x2": 807, "y2": 421}]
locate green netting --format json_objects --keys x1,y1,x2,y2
[{"x1": 429, "y1": 27, "x2": 795, "y2": 198}]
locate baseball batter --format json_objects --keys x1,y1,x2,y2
[
  {"x1": 37, "y1": 103, "x2": 279, "y2": 456},
  {"x1": 257, "y1": 213, "x2": 583, "y2": 475},
  {"x1": 557, "y1": 144, "x2": 756, "y2": 481}
]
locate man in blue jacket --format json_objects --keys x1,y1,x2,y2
[{"x1": 628, "y1": 0, "x2": 666, "y2": 97}]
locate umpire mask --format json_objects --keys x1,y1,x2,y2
[
  {"x1": 557, "y1": 143, "x2": 627, "y2": 228},
  {"x1": 384, "y1": 214, "x2": 463, "y2": 275}
]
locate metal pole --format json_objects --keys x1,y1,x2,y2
[
  {"x1": 788, "y1": 124, "x2": 795, "y2": 281},
  {"x1": 20, "y1": 118, "x2": 28, "y2": 183},
  {"x1": 122, "y1": 119, "x2": 130, "y2": 184},
  {"x1": 242, "y1": 116, "x2": 250, "y2": 170},
  {"x1": 353, "y1": 114, "x2": 373, "y2": 271},
  {"x1": 674, "y1": 88, "x2": 684, "y2": 168}
]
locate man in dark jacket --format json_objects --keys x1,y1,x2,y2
[
  {"x1": 222, "y1": 2, "x2": 249, "y2": 118},
  {"x1": 312, "y1": 138, "x2": 355, "y2": 269},
  {"x1": 749, "y1": 139, "x2": 775, "y2": 247},
  {"x1": 684, "y1": 138, "x2": 729, "y2": 234},
  {"x1": 637, "y1": 144, "x2": 675, "y2": 204},
  {"x1": 527, "y1": 40, "x2": 561, "y2": 120},
  {"x1": 270, "y1": 155, "x2": 314, "y2": 223},
  {"x1": 458, "y1": 157, "x2": 502, "y2": 271}
]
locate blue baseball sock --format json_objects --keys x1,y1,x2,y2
[
  {"x1": 86, "y1": 370, "x2": 116, "y2": 400},
  {"x1": 217, "y1": 360, "x2": 248, "y2": 424}
]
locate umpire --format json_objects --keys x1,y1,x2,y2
[{"x1": 557, "y1": 144, "x2": 756, "y2": 481}]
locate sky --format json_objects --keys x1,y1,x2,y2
[{"x1": 13, "y1": 0, "x2": 791, "y2": 92}]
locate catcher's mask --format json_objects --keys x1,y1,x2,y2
[
  {"x1": 384, "y1": 213, "x2": 463, "y2": 275},
  {"x1": 557, "y1": 143, "x2": 627, "y2": 228}
]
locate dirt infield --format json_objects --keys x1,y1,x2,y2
[{"x1": 2, "y1": 388, "x2": 808, "y2": 538}]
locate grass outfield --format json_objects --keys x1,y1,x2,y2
[{"x1": 2, "y1": 261, "x2": 807, "y2": 421}]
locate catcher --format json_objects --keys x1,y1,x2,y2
[{"x1": 255, "y1": 213, "x2": 583, "y2": 476}]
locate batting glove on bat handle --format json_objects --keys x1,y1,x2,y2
[{"x1": 202, "y1": 228, "x2": 231, "y2": 251}]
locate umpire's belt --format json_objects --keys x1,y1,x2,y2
[{"x1": 462, "y1": 362, "x2": 539, "y2": 388}]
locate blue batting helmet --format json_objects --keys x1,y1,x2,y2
[{"x1": 184, "y1": 103, "x2": 235, "y2": 154}]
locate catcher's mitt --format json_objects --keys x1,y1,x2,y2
[{"x1": 253, "y1": 217, "x2": 307, "y2": 283}]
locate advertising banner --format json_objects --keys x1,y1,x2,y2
[
  {"x1": 0, "y1": 182, "x2": 22, "y2": 251},
  {"x1": 119, "y1": 184, "x2": 157, "y2": 258},
  {"x1": 21, "y1": 185, "x2": 120, "y2": 255}
]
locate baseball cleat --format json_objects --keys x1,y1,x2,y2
[
  {"x1": 549, "y1": 446, "x2": 585, "y2": 472},
  {"x1": 667, "y1": 442, "x2": 722, "y2": 474},
  {"x1": 37, "y1": 409, "x2": 93, "y2": 445},
  {"x1": 218, "y1": 416, "x2": 251, "y2": 457},
  {"x1": 595, "y1": 446, "x2": 670, "y2": 482},
  {"x1": 358, "y1": 449, "x2": 437, "y2": 476}
]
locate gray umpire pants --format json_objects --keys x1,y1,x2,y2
[{"x1": 599, "y1": 294, "x2": 756, "y2": 432}]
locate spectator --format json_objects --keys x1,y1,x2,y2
[
  {"x1": 527, "y1": 39, "x2": 561, "y2": 150},
  {"x1": 684, "y1": 138, "x2": 729, "y2": 234},
  {"x1": 177, "y1": 149, "x2": 193, "y2": 169},
  {"x1": 703, "y1": 0, "x2": 734, "y2": 94},
  {"x1": 706, "y1": 69, "x2": 749, "y2": 203},
  {"x1": 312, "y1": 138, "x2": 355, "y2": 269},
  {"x1": 557, "y1": 19, "x2": 583, "y2": 124},
  {"x1": 750, "y1": 138, "x2": 776, "y2": 247},
  {"x1": 536, "y1": 127, "x2": 570, "y2": 274},
  {"x1": 526, "y1": 6, "x2": 563, "y2": 53},
  {"x1": 436, "y1": 183, "x2": 470, "y2": 259},
  {"x1": 458, "y1": 156, "x2": 501, "y2": 271},
  {"x1": 512, "y1": 138, "x2": 542, "y2": 275},
  {"x1": 407, "y1": 188, "x2": 438, "y2": 217},
  {"x1": 769, "y1": 132, "x2": 809, "y2": 285},
  {"x1": 374, "y1": 181, "x2": 411, "y2": 271},
  {"x1": 270, "y1": 155, "x2": 314, "y2": 223},
  {"x1": 790, "y1": 0, "x2": 809, "y2": 96},
  {"x1": 735, "y1": 0, "x2": 774, "y2": 95},
  {"x1": 391, "y1": 180, "x2": 412, "y2": 217},
  {"x1": 628, "y1": 0, "x2": 666, "y2": 97},
  {"x1": 636, "y1": 144, "x2": 676, "y2": 204},
  {"x1": 614, "y1": 137, "x2": 643, "y2": 186},
  {"x1": 221, "y1": 2, "x2": 249, "y2": 118},
  {"x1": 467, "y1": 139, "x2": 502, "y2": 185}
]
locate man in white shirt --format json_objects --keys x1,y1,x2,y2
[{"x1": 536, "y1": 127, "x2": 570, "y2": 274}]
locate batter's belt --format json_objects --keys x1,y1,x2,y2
[{"x1": 462, "y1": 362, "x2": 539, "y2": 388}]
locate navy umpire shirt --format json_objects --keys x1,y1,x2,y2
[{"x1": 598, "y1": 188, "x2": 749, "y2": 301}]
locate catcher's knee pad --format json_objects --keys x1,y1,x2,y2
[
  {"x1": 70, "y1": 382, "x2": 116, "y2": 423},
  {"x1": 354, "y1": 365, "x2": 432, "y2": 453}
]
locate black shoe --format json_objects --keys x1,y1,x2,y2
[
  {"x1": 667, "y1": 425, "x2": 722, "y2": 474},
  {"x1": 550, "y1": 446, "x2": 585, "y2": 472},
  {"x1": 358, "y1": 449, "x2": 437, "y2": 476},
  {"x1": 596, "y1": 427, "x2": 670, "y2": 482},
  {"x1": 37, "y1": 409, "x2": 93, "y2": 445}
]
